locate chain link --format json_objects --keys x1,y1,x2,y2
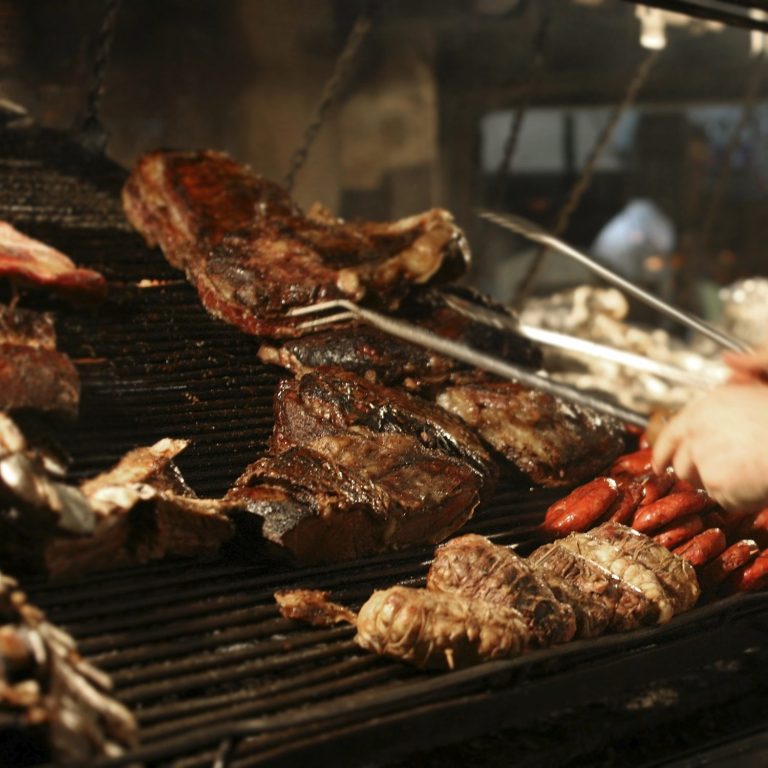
[
  {"x1": 79, "y1": 0, "x2": 122, "y2": 154},
  {"x1": 282, "y1": 7, "x2": 373, "y2": 191},
  {"x1": 513, "y1": 49, "x2": 660, "y2": 309}
]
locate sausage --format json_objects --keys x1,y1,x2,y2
[
  {"x1": 727, "y1": 550, "x2": 768, "y2": 592},
  {"x1": 652, "y1": 514, "x2": 704, "y2": 550},
  {"x1": 639, "y1": 471, "x2": 676, "y2": 507},
  {"x1": 735, "y1": 508, "x2": 768, "y2": 549},
  {"x1": 541, "y1": 477, "x2": 619, "y2": 535},
  {"x1": 607, "y1": 480, "x2": 644, "y2": 525},
  {"x1": 673, "y1": 528, "x2": 727, "y2": 568},
  {"x1": 632, "y1": 491, "x2": 712, "y2": 534},
  {"x1": 699, "y1": 539, "x2": 760, "y2": 591},
  {"x1": 609, "y1": 448, "x2": 653, "y2": 479},
  {"x1": 702, "y1": 510, "x2": 728, "y2": 531},
  {"x1": 670, "y1": 478, "x2": 698, "y2": 494}
]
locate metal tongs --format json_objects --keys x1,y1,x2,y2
[
  {"x1": 479, "y1": 210, "x2": 753, "y2": 355},
  {"x1": 288, "y1": 299, "x2": 650, "y2": 428}
]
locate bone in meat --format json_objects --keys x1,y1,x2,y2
[{"x1": 122, "y1": 150, "x2": 469, "y2": 338}]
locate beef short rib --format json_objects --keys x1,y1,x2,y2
[{"x1": 123, "y1": 150, "x2": 469, "y2": 337}]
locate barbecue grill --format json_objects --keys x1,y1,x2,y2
[{"x1": 2, "y1": 109, "x2": 768, "y2": 768}]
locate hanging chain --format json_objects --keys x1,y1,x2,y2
[
  {"x1": 490, "y1": 8, "x2": 552, "y2": 209},
  {"x1": 513, "y1": 49, "x2": 660, "y2": 309},
  {"x1": 283, "y1": 6, "x2": 374, "y2": 192},
  {"x1": 79, "y1": 0, "x2": 122, "y2": 153}
]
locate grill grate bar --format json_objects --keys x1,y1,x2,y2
[{"x1": 135, "y1": 654, "x2": 385, "y2": 726}]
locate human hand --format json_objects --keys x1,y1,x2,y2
[
  {"x1": 723, "y1": 343, "x2": 768, "y2": 384},
  {"x1": 651, "y1": 383, "x2": 768, "y2": 512}
]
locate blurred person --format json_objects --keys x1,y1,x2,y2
[{"x1": 652, "y1": 344, "x2": 768, "y2": 513}]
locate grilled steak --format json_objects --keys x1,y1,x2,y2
[
  {"x1": 0, "y1": 221, "x2": 106, "y2": 302},
  {"x1": 355, "y1": 585, "x2": 530, "y2": 670},
  {"x1": 1, "y1": 572, "x2": 137, "y2": 764},
  {"x1": 0, "y1": 305, "x2": 79, "y2": 417},
  {"x1": 427, "y1": 534, "x2": 576, "y2": 646},
  {"x1": 122, "y1": 150, "x2": 469, "y2": 337},
  {"x1": 258, "y1": 324, "x2": 457, "y2": 392},
  {"x1": 436, "y1": 380, "x2": 626, "y2": 487},
  {"x1": 271, "y1": 369, "x2": 498, "y2": 492},
  {"x1": 226, "y1": 430, "x2": 484, "y2": 564},
  {"x1": 588, "y1": 522, "x2": 700, "y2": 612}
]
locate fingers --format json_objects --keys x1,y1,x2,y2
[
  {"x1": 651, "y1": 411, "x2": 687, "y2": 475},
  {"x1": 723, "y1": 348, "x2": 768, "y2": 381}
]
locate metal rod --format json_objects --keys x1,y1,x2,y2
[
  {"x1": 479, "y1": 210, "x2": 753, "y2": 354},
  {"x1": 518, "y1": 324, "x2": 724, "y2": 388},
  {"x1": 288, "y1": 301, "x2": 649, "y2": 427},
  {"x1": 619, "y1": 0, "x2": 768, "y2": 33}
]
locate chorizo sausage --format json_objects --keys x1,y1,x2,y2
[
  {"x1": 632, "y1": 491, "x2": 712, "y2": 534},
  {"x1": 639, "y1": 471, "x2": 676, "y2": 507},
  {"x1": 673, "y1": 528, "x2": 727, "y2": 568},
  {"x1": 541, "y1": 477, "x2": 619, "y2": 535},
  {"x1": 609, "y1": 448, "x2": 652, "y2": 478},
  {"x1": 652, "y1": 514, "x2": 704, "y2": 550},
  {"x1": 699, "y1": 539, "x2": 760, "y2": 591},
  {"x1": 727, "y1": 550, "x2": 768, "y2": 592}
]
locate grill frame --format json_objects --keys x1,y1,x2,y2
[{"x1": 2, "y1": 116, "x2": 768, "y2": 767}]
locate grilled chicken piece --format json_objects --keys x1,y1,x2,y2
[
  {"x1": 0, "y1": 304, "x2": 79, "y2": 417},
  {"x1": 588, "y1": 522, "x2": 699, "y2": 612},
  {"x1": 1, "y1": 572, "x2": 137, "y2": 763},
  {"x1": 226, "y1": 430, "x2": 484, "y2": 564},
  {"x1": 271, "y1": 369, "x2": 498, "y2": 493},
  {"x1": 122, "y1": 150, "x2": 469, "y2": 338},
  {"x1": 427, "y1": 534, "x2": 576, "y2": 647},
  {"x1": 355, "y1": 585, "x2": 530, "y2": 670},
  {"x1": 436, "y1": 380, "x2": 626, "y2": 487}
]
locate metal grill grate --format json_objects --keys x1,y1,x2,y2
[{"x1": 2, "y1": 116, "x2": 768, "y2": 767}]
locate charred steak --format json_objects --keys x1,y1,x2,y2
[
  {"x1": 122, "y1": 150, "x2": 469, "y2": 337},
  {"x1": 226, "y1": 430, "x2": 484, "y2": 564},
  {"x1": 436, "y1": 379, "x2": 626, "y2": 487},
  {"x1": 270, "y1": 369, "x2": 498, "y2": 493}
]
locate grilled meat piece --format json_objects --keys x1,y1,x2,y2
[
  {"x1": 529, "y1": 537, "x2": 656, "y2": 632},
  {"x1": 0, "y1": 305, "x2": 79, "y2": 417},
  {"x1": 274, "y1": 589, "x2": 356, "y2": 627},
  {"x1": 122, "y1": 150, "x2": 469, "y2": 337},
  {"x1": 436, "y1": 380, "x2": 625, "y2": 487},
  {"x1": 355, "y1": 585, "x2": 530, "y2": 670},
  {"x1": 271, "y1": 370, "x2": 498, "y2": 492},
  {"x1": 427, "y1": 534, "x2": 576, "y2": 646},
  {"x1": 589, "y1": 522, "x2": 699, "y2": 613},
  {"x1": 258, "y1": 324, "x2": 456, "y2": 392},
  {"x1": 534, "y1": 570, "x2": 614, "y2": 638},
  {"x1": 398, "y1": 285, "x2": 543, "y2": 370},
  {"x1": 528, "y1": 534, "x2": 658, "y2": 632},
  {"x1": 257, "y1": 286, "x2": 543, "y2": 392},
  {"x1": 0, "y1": 221, "x2": 106, "y2": 302},
  {"x1": 0, "y1": 429, "x2": 235, "y2": 579},
  {"x1": 1, "y1": 572, "x2": 137, "y2": 764},
  {"x1": 227, "y1": 430, "x2": 484, "y2": 564}
]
